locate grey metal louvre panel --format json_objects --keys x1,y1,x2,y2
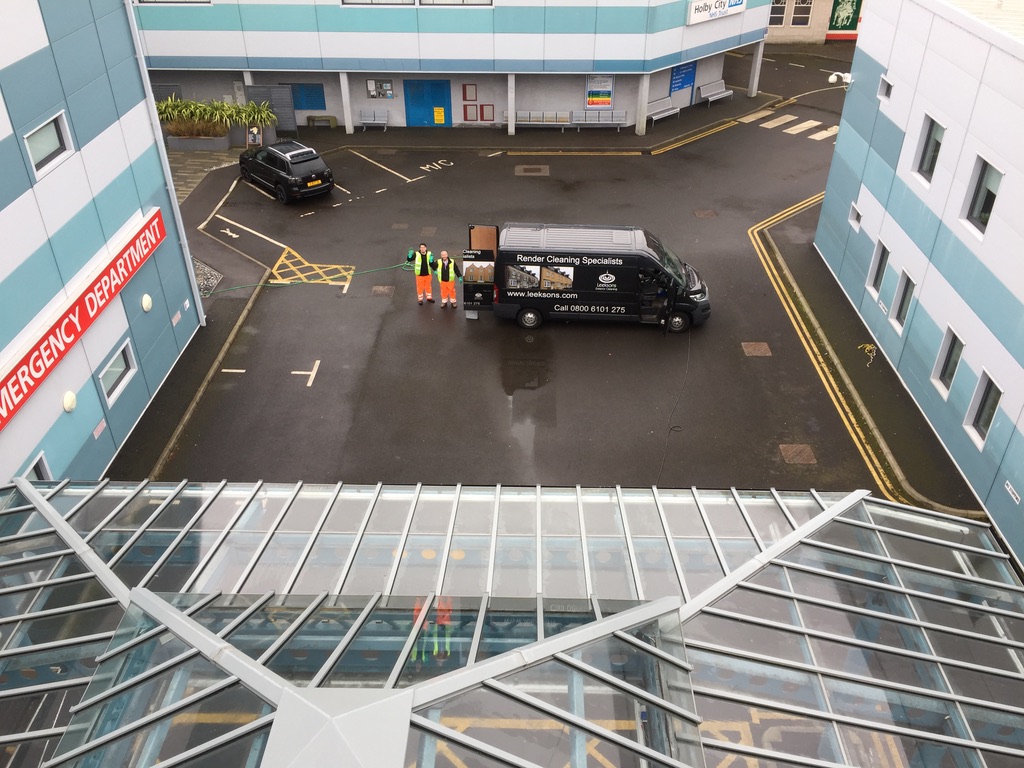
[{"x1": 500, "y1": 223, "x2": 639, "y2": 252}]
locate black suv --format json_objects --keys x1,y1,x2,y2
[{"x1": 239, "y1": 140, "x2": 334, "y2": 203}]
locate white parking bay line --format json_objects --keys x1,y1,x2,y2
[
  {"x1": 784, "y1": 120, "x2": 822, "y2": 135},
  {"x1": 760, "y1": 114, "x2": 799, "y2": 129},
  {"x1": 809, "y1": 126, "x2": 840, "y2": 141},
  {"x1": 737, "y1": 109, "x2": 775, "y2": 124},
  {"x1": 348, "y1": 149, "x2": 415, "y2": 182}
]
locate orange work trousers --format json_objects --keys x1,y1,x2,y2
[
  {"x1": 415, "y1": 274, "x2": 433, "y2": 301},
  {"x1": 439, "y1": 281, "x2": 457, "y2": 305}
]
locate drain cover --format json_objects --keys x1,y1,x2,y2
[
  {"x1": 693, "y1": 209, "x2": 718, "y2": 219},
  {"x1": 515, "y1": 165, "x2": 550, "y2": 176},
  {"x1": 372, "y1": 285, "x2": 395, "y2": 297}
]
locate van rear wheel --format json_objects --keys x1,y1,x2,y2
[
  {"x1": 667, "y1": 313, "x2": 692, "y2": 333},
  {"x1": 517, "y1": 308, "x2": 542, "y2": 329}
]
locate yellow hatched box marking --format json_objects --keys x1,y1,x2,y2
[{"x1": 271, "y1": 247, "x2": 355, "y2": 289}]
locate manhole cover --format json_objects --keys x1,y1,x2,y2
[
  {"x1": 372, "y1": 285, "x2": 395, "y2": 297},
  {"x1": 742, "y1": 342, "x2": 772, "y2": 357},
  {"x1": 421, "y1": 226, "x2": 437, "y2": 237},
  {"x1": 391, "y1": 223, "x2": 409, "y2": 230},
  {"x1": 779, "y1": 444, "x2": 817, "y2": 464},
  {"x1": 515, "y1": 165, "x2": 550, "y2": 176},
  {"x1": 694, "y1": 209, "x2": 718, "y2": 219}
]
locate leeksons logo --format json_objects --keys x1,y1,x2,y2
[{"x1": 596, "y1": 272, "x2": 618, "y2": 291}]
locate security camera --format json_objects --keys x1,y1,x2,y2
[{"x1": 829, "y1": 72, "x2": 841, "y2": 84}]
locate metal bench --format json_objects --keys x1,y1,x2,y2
[
  {"x1": 646, "y1": 97, "x2": 680, "y2": 124},
  {"x1": 698, "y1": 80, "x2": 734, "y2": 107},
  {"x1": 569, "y1": 110, "x2": 628, "y2": 131},
  {"x1": 306, "y1": 115, "x2": 338, "y2": 128},
  {"x1": 509, "y1": 110, "x2": 572, "y2": 131},
  {"x1": 358, "y1": 109, "x2": 389, "y2": 131}
]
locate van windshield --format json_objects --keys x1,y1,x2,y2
[{"x1": 642, "y1": 230, "x2": 688, "y2": 285}]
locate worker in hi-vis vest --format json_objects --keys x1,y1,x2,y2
[
  {"x1": 435, "y1": 251, "x2": 462, "y2": 309},
  {"x1": 407, "y1": 243, "x2": 437, "y2": 305}
]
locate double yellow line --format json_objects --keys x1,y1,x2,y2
[{"x1": 748, "y1": 193, "x2": 909, "y2": 504}]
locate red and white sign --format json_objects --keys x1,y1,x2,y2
[{"x1": 0, "y1": 208, "x2": 166, "y2": 434}]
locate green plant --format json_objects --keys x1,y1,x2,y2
[
  {"x1": 156, "y1": 95, "x2": 231, "y2": 137},
  {"x1": 237, "y1": 101, "x2": 278, "y2": 128}
]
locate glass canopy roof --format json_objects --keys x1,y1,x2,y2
[{"x1": 1, "y1": 479, "x2": 1022, "y2": 768}]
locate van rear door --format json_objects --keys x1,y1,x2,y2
[{"x1": 463, "y1": 224, "x2": 498, "y2": 310}]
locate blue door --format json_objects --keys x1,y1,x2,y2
[{"x1": 404, "y1": 80, "x2": 452, "y2": 127}]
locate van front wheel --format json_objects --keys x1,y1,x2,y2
[
  {"x1": 667, "y1": 313, "x2": 692, "y2": 333},
  {"x1": 517, "y1": 308, "x2": 542, "y2": 329}
]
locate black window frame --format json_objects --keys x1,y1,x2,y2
[
  {"x1": 917, "y1": 117, "x2": 944, "y2": 182},
  {"x1": 966, "y1": 159, "x2": 1001, "y2": 233}
]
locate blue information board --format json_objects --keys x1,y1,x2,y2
[{"x1": 670, "y1": 63, "x2": 696, "y2": 94}]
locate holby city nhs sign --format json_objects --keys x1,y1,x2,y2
[
  {"x1": 0, "y1": 208, "x2": 167, "y2": 434},
  {"x1": 688, "y1": 0, "x2": 746, "y2": 25}
]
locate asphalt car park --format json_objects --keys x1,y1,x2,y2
[{"x1": 111, "y1": 47, "x2": 979, "y2": 514}]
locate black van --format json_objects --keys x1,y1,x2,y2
[{"x1": 462, "y1": 223, "x2": 710, "y2": 332}]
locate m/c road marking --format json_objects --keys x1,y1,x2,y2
[{"x1": 292, "y1": 360, "x2": 320, "y2": 388}]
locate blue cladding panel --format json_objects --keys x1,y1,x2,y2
[
  {"x1": 135, "y1": 5, "x2": 244, "y2": 32},
  {"x1": 122, "y1": 261, "x2": 169, "y2": 353},
  {"x1": 861, "y1": 149, "x2": 895, "y2": 208},
  {"x1": 495, "y1": 7, "x2": 544, "y2": 33},
  {"x1": 42, "y1": 378, "x2": 113, "y2": 481},
  {"x1": 987, "y1": 431, "x2": 1024, "y2": 555},
  {"x1": 240, "y1": 4, "x2": 318, "y2": 31},
  {"x1": 139, "y1": 324, "x2": 181, "y2": 397},
  {"x1": 886, "y1": 179, "x2": 941, "y2": 256},
  {"x1": 2, "y1": 48, "x2": 64, "y2": 129},
  {"x1": 145, "y1": 56, "x2": 251, "y2": 70},
  {"x1": 96, "y1": 9, "x2": 136, "y2": 69},
  {"x1": 108, "y1": 58, "x2": 146, "y2": 119},
  {"x1": 131, "y1": 145, "x2": 168, "y2": 203},
  {"x1": 417, "y1": 9, "x2": 493, "y2": 34},
  {"x1": 595, "y1": 7, "x2": 647, "y2": 34},
  {"x1": 871, "y1": 111, "x2": 904, "y2": 171},
  {"x1": 99, "y1": 337, "x2": 152, "y2": 445},
  {"x1": 38, "y1": 0, "x2": 95, "y2": 42},
  {"x1": 52, "y1": 25, "x2": 107, "y2": 96},
  {"x1": 0, "y1": 137, "x2": 32, "y2": 210},
  {"x1": 545, "y1": 7, "x2": 597, "y2": 34},
  {"x1": 647, "y1": 2, "x2": 687, "y2": 33},
  {"x1": 50, "y1": 204, "x2": 105, "y2": 284},
  {"x1": 91, "y1": 0, "x2": 125, "y2": 19},
  {"x1": 0, "y1": 247, "x2": 64, "y2": 353},
  {"x1": 66, "y1": 75, "x2": 119, "y2": 148},
  {"x1": 94, "y1": 170, "x2": 144, "y2": 244}
]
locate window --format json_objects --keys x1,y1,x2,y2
[
  {"x1": 287, "y1": 84, "x2": 326, "y2": 111},
  {"x1": 934, "y1": 330, "x2": 964, "y2": 392},
  {"x1": 969, "y1": 374, "x2": 1001, "y2": 442},
  {"x1": 769, "y1": 0, "x2": 787, "y2": 26},
  {"x1": 869, "y1": 244, "x2": 889, "y2": 294},
  {"x1": 849, "y1": 204, "x2": 862, "y2": 230},
  {"x1": 966, "y1": 159, "x2": 1001, "y2": 233},
  {"x1": 24, "y1": 454, "x2": 52, "y2": 482},
  {"x1": 891, "y1": 273, "x2": 915, "y2": 328},
  {"x1": 25, "y1": 113, "x2": 72, "y2": 176},
  {"x1": 100, "y1": 343, "x2": 136, "y2": 405},
  {"x1": 792, "y1": 0, "x2": 812, "y2": 26},
  {"x1": 917, "y1": 117, "x2": 944, "y2": 182},
  {"x1": 878, "y1": 77, "x2": 893, "y2": 100}
]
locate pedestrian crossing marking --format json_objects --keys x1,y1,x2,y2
[
  {"x1": 271, "y1": 247, "x2": 354, "y2": 290},
  {"x1": 760, "y1": 114, "x2": 799, "y2": 129},
  {"x1": 737, "y1": 109, "x2": 775, "y2": 123},
  {"x1": 809, "y1": 126, "x2": 840, "y2": 141},
  {"x1": 784, "y1": 119, "x2": 822, "y2": 135}
]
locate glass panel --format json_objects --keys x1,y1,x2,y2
[
  {"x1": 321, "y1": 599, "x2": 417, "y2": 688},
  {"x1": 31, "y1": 576, "x2": 110, "y2": 613},
  {"x1": 693, "y1": 490, "x2": 754, "y2": 538},
  {"x1": 587, "y1": 535, "x2": 637, "y2": 600},
  {"x1": 290, "y1": 532, "x2": 355, "y2": 593},
  {"x1": 391, "y1": 534, "x2": 446, "y2": 596},
  {"x1": 577, "y1": 634, "x2": 693, "y2": 706},
  {"x1": 619, "y1": 488, "x2": 665, "y2": 536},
  {"x1": 61, "y1": 684, "x2": 272, "y2": 768},
  {"x1": 55, "y1": 655, "x2": 229, "y2": 756},
  {"x1": 65, "y1": 486, "x2": 142, "y2": 535},
  {"x1": 0, "y1": 640, "x2": 108, "y2": 692},
  {"x1": 736, "y1": 491, "x2": 796, "y2": 544},
  {"x1": 442, "y1": 535, "x2": 490, "y2": 595},
  {"x1": 631, "y1": 537, "x2": 682, "y2": 599},
  {"x1": 395, "y1": 596, "x2": 478, "y2": 686},
  {"x1": 340, "y1": 533, "x2": 400, "y2": 595},
  {"x1": 810, "y1": 636, "x2": 947, "y2": 690},
  {"x1": 542, "y1": 535, "x2": 585, "y2": 599},
  {"x1": 497, "y1": 486, "x2": 536, "y2": 535},
  {"x1": 538, "y1": 487, "x2": 578, "y2": 536},
  {"x1": 409, "y1": 486, "x2": 456, "y2": 533},
  {"x1": 673, "y1": 537, "x2": 724, "y2": 595},
  {"x1": 79, "y1": 631, "x2": 193, "y2": 703},
  {"x1": 786, "y1": 568, "x2": 915, "y2": 619},
  {"x1": 943, "y1": 664, "x2": 1024, "y2": 704},
  {"x1": 490, "y1": 534, "x2": 535, "y2": 598},
  {"x1": 6, "y1": 604, "x2": 122, "y2": 650},
  {"x1": 542, "y1": 599, "x2": 594, "y2": 639},
  {"x1": 658, "y1": 489, "x2": 710, "y2": 536},
  {"x1": 925, "y1": 627, "x2": 1024, "y2": 672},
  {"x1": 452, "y1": 486, "x2": 496, "y2": 534},
  {"x1": 913, "y1": 596, "x2": 1024, "y2": 641},
  {"x1": 0, "y1": 684, "x2": 85, "y2": 738},
  {"x1": 277, "y1": 484, "x2": 336, "y2": 530},
  {"x1": 476, "y1": 598, "x2": 538, "y2": 661},
  {"x1": 406, "y1": 728, "x2": 510, "y2": 768},
  {"x1": 810, "y1": 518, "x2": 886, "y2": 555},
  {"x1": 718, "y1": 538, "x2": 761, "y2": 571},
  {"x1": 101, "y1": 484, "x2": 189, "y2": 531},
  {"x1": 221, "y1": 595, "x2": 316, "y2": 660},
  {"x1": 190, "y1": 531, "x2": 264, "y2": 592},
  {"x1": 145, "y1": 531, "x2": 222, "y2": 593},
  {"x1": 363, "y1": 485, "x2": 415, "y2": 533},
  {"x1": 103, "y1": 603, "x2": 161, "y2": 656},
  {"x1": 88, "y1": 530, "x2": 133, "y2": 562},
  {"x1": 172, "y1": 726, "x2": 270, "y2": 768},
  {"x1": 898, "y1": 566, "x2": 1024, "y2": 613},
  {"x1": 864, "y1": 502, "x2": 997, "y2": 552},
  {"x1": 797, "y1": 602, "x2": 930, "y2": 653},
  {"x1": 690, "y1": 649, "x2": 826, "y2": 710},
  {"x1": 239, "y1": 531, "x2": 315, "y2": 593},
  {"x1": 0, "y1": 533, "x2": 66, "y2": 563},
  {"x1": 264, "y1": 596, "x2": 372, "y2": 683},
  {"x1": 781, "y1": 544, "x2": 897, "y2": 584},
  {"x1": 709, "y1": 587, "x2": 800, "y2": 627},
  {"x1": 963, "y1": 704, "x2": 1024, "y2": 748},
  {"x1": 695, "y1": 693, "x2": 842, "y2": 762},
  {"x1": 580, "y1": 487, "x2": 624, "y2": 536},
  {"x1": 320, "y1": 485, "x2": 378, "y2": 532},
  {"x1": 684, "y1": 614, "x2": 811, "y2": 664},
  {"x1": 193, "y1": 485, "x2": 258, "y2": 531},
  {"x1": 43, "y1": 482, "x2": 104, "y2": 517},
  {"x1": 824, "y1": 678, "x2": 967, "y2": 737},
  {"x1": 0, "y1": 554, "x2": 61, "y2": 594},
  {"x1": 233, "y1": 486, "x2": 295, "y2": 531},
  {"x1": 839, "y1": 725, "x2": 982, "y2": 768},
  {"x1": 0, "y1": 486, "x2": 31, "y2": 511},
  {"x1": 111, "y1": 530, "x2": 182, "y2": 587},
  {"x1": 773, "y1": 491, "x2": 825, "y2": 526}
]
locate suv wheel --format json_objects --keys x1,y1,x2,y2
[
  {"x1": 274, "y1": 185, "x2": 289, "y2": 204},
  {"x1": 240, "y1": 166, "x2": 252, "y2": 182}
]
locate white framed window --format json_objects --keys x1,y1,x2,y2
[
  {"x1": 792, "y1": 0, "x2": 812, "y2": 26},
  {"x1": 916, "y1": 116, "x2": 944, "y2": 183},
  {"x1": 965, "y1": 158, "x2": 1001, "y2": 234},
  {"x1": 769, "y1": 0, "x2": 787, "y2": 26},
  {"x1": 849, "y1": 203, "x2": 862, "y2": 230},
  {"x1": 868, "y1": 243, "x2": 889, "y2": 295},
  {"x1": 100, "y1": 342, "x2": 137, "y2": 406},
  {"x1": 932, "y1": 329, "x2": 964, "y2": 396},
  {"x1": 878, "y1": 76, "x2": 893, "y2": 100},
  {"x1": 967, "y1": 373, "x2": 1001, "y2": 444},
  {"x1": 890, "y1": 271, "x2": 915, "y2": 330},
  {"x1": 24, "y1": 112, "x2": 73, "y2": 178},
  {"x1": 23, "y1": 453, "x2": 52, "y2": 482}
]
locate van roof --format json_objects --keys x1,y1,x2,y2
[{"x1": 501, "y1": 223, "x2": 643, "y2": 253}]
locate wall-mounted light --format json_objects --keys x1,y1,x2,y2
[
  {"x1": 141, "y1": 294, "x2": 153, "y2": 313},
  {"x1": 62, "y1": 391, "x2": 77, "y2": 413},
  {"x1": 828, "y1": 72, "x2": 852, "y2": 90}
]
